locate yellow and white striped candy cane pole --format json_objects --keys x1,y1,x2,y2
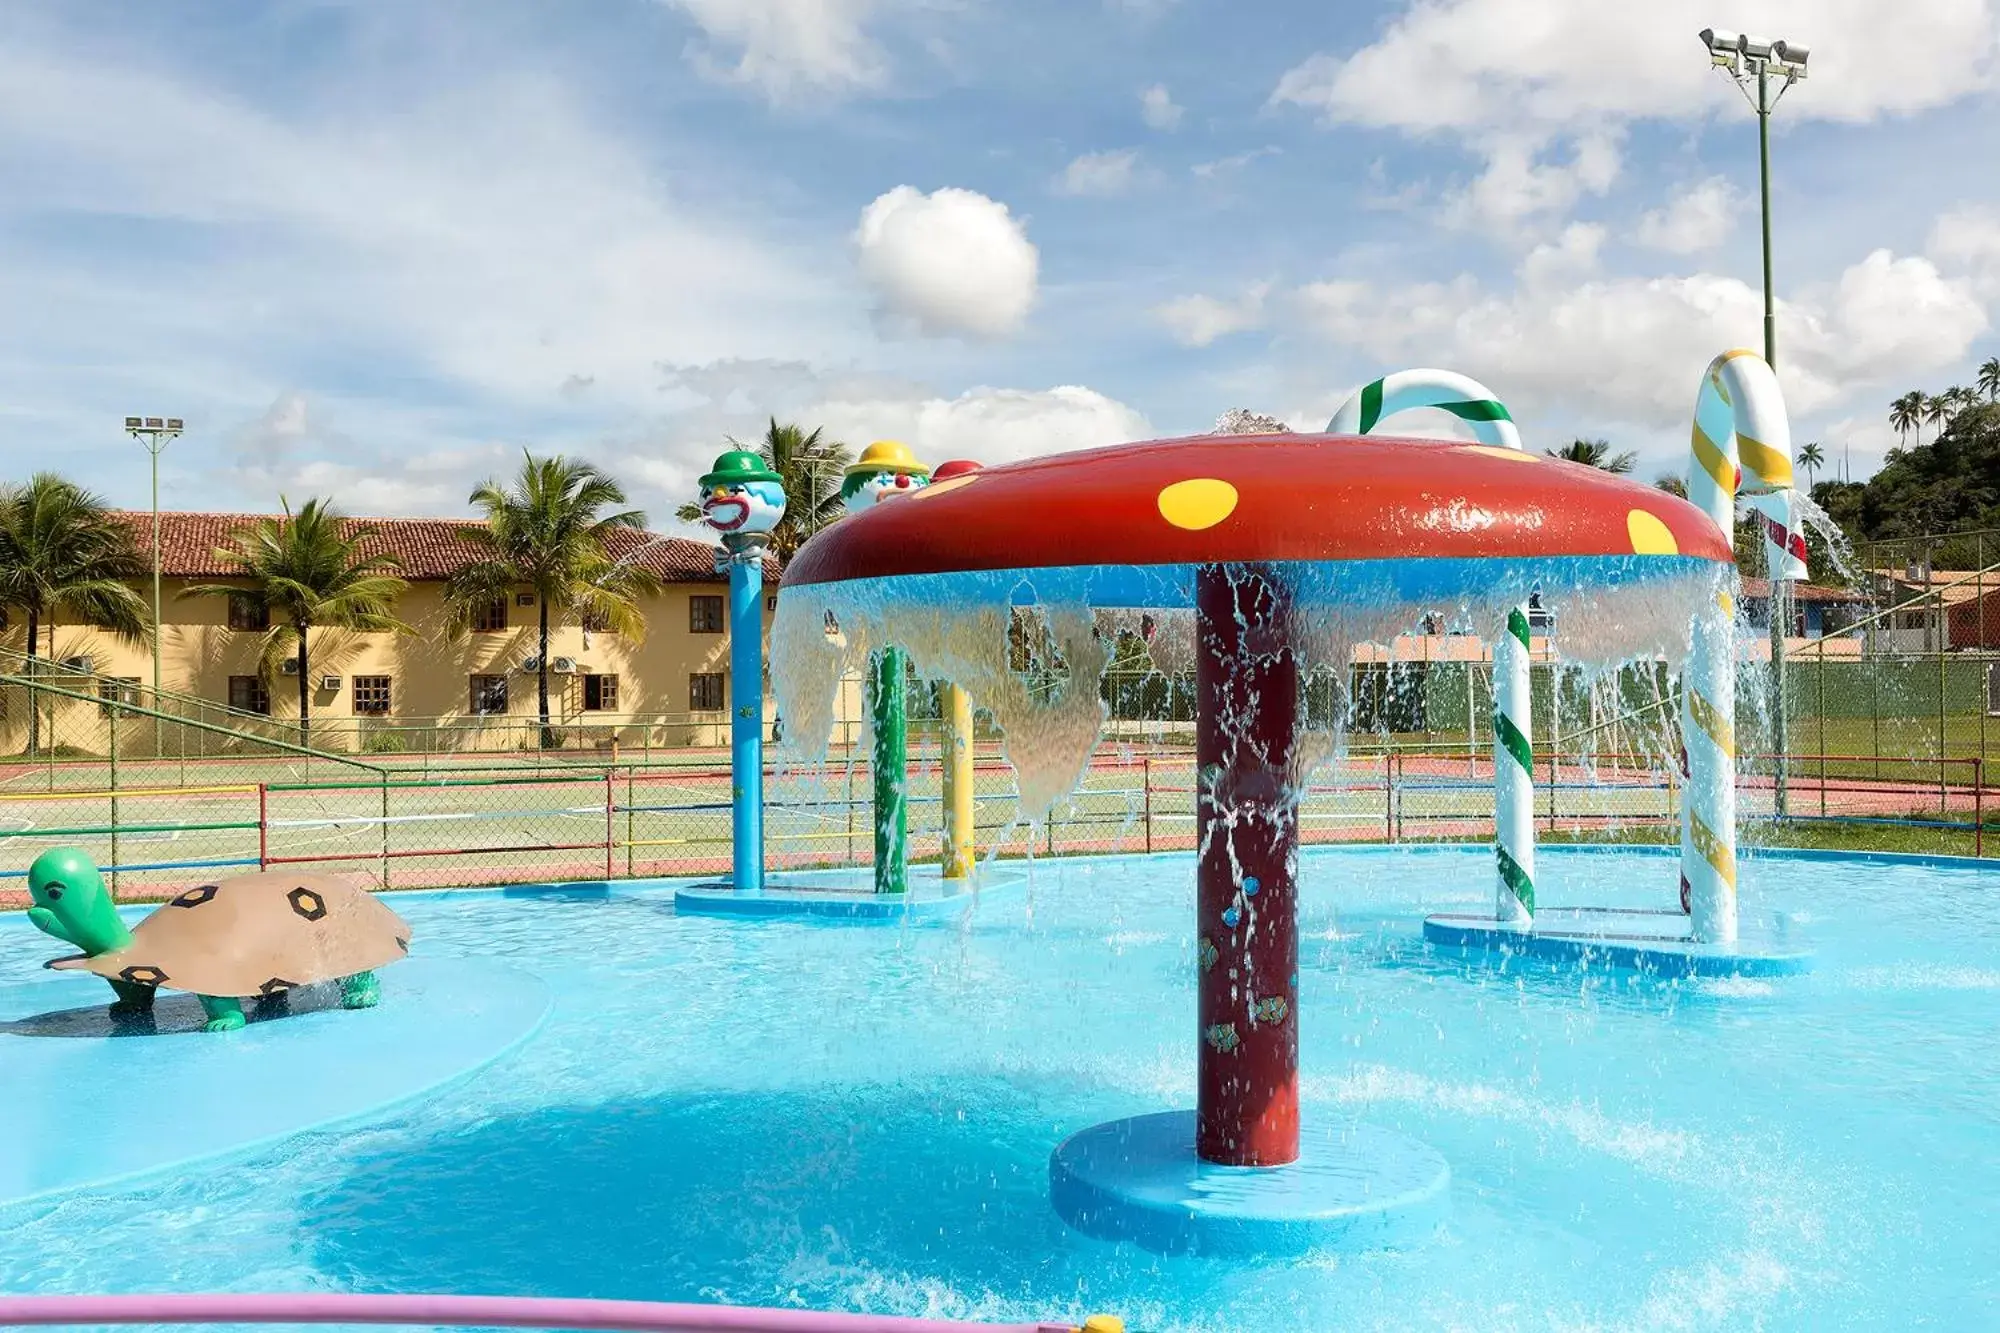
[
  {"x1": 1329, "y1": 370, "x2": 1535, "y2": 928},
  {"x1": 1683, "y1": 349, "x2": 1800, "y2": 944}
]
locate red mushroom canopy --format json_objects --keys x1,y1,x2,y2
[{"x1": 783, "y1": 433, "x2": 1731, "y2": 590}]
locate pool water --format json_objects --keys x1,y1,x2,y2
[{"x1": 2, "y1": 846, "x2": 1996, "y2": 1332}]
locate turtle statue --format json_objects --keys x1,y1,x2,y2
[{"x1": 24, "y1": 848, "x2": 413, "y2": 1033}]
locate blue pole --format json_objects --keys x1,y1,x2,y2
[{"x1": 729, "y1": 554, "x2": 765, "y2": 892}]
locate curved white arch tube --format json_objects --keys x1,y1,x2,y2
[
  {"x1": 1329, "y1": 369, "x2": 1534, "y2": 928},
  {"x1": 1682, "y1": 349, "x2": 1798, "y2": 944}
]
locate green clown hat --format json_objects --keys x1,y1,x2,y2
[{"x1": 699, "y1": 449, "x2": 784, "y2": 489}]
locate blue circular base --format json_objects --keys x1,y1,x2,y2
[
  {"x1": 674, "y1": 870, "x2": 1019, "y2": 922},
  {"x1": 1424, "y1": 907, "x2": 1813, "y2": 978},
  {"x1": 1049, "y1": 1110, "x2": 1450, "y2": 1256},
  {"x1": 0, "y1": 957, "x2": 549, "y2": 1208}
]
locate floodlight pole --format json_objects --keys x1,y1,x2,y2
[
  {"x1": 126, "y1": 417, "x2": 184, "y2": 710},
  {"x1": 1756, "y1": 60, "x2": 1792, "y2": 816},
  {"x1": 1706, "y1": 28, "x2": 1805, "y2": 817}
]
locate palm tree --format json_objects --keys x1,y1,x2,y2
[
  {"x1": 1796, "y1": 441, "x2": 1825, "y2": 488},
  {"x1": 1546, "y1": 437, "x2": 1638, "y2": 473},
  {"x1": 1922, "y1": 392, "x2": 1949, "y2": 441},
  {"x1": 1979, "y1": 357, "x2": 2000, "y2": 404},
  {"x1": 447, "y1": 453, "x2": 658, "y2": 748},
  {"x1": 1653, "y1": 474, "x2": 1689, "y2": 499},
  {"x1": 676, "y1": 419, "x2": 854, "y2": 558},
  {"x1": 1890, "y1": 392, "x2": 1923, "y2": 446},
  {"x1": 0, "y1": 475, "x2": 151, "y2": 753},
  {"x1": 182, "y1": 498, "x2": 412, "y2": 744}
]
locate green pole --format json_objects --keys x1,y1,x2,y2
[
  {"x1": 871, "y1": 648, "x2": 908, "y2": 894},
  {"x1": 1757, "y1": 62, "x2": 1791, "y2": 818}
]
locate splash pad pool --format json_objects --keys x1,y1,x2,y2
[
  {"x1": 5, "y1": 847, "x2": 1995, "y2": 1330},
  {"x1": 12, "y1": 351, "x2": 1953, "y2": 1328}
]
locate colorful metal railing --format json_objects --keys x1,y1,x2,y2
[{"x1": 0, "y1": 1293, "x2": 1119, "y2": 1333}]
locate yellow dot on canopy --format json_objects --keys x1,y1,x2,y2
[
  {"x1": 1460, "y1": 445, "x2": 1535, "y2": 462},
  {"x1": 1627, "y1": 509, "x2": 1679, "y2": 555},
  {"x1": 911, "y1": 475, "x2": 978, "y2": 500},
  {"x1": 1157, "y1": 478, "x2": 1239, "y2": 530},
  {"x1": 1719, "y1": 591, "x2": 1735, "y2": 618}
]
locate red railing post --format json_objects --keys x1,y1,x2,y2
[
  {"x1": 1143, "y1": 755, "x2": 1153, "y2": 854},
  {"x1": 1385, "y1": 753, "x2": 1397, "y2": 843},
  {"x1": 257, "y1": 783, "x2": 268, "y2": 871},
  {"x1": 605, "y1": 769, "x2": 617, "y2": 881}
]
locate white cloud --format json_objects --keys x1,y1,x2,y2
[
  {"x1": 1272, "y1": 2, "x2": 2000, "y2": 238},
  {"x1": 623, "y1": 370, "x2": 1151, "y2": 519},
  {"x1": 1517, "y1": 222, "x2": 1605, "y2": 286},
  {"x1": 1270, "y1": 1, "x2": 2000, "y2": 136},
  {"x1": 853, "y1": 185, "x2": 1039, "y2": 339},
  {"x1": 810, "y1": 384, "x2": 1150, "y2": 465},
  {"x1": 661, "y1": 0, "x2": 894, "y2": 101},
  {"x1": 0, "y1": 37, "x2": 850, "y2": 437},
  {"x1": 1140, "y1": 84, "x2": 1184, "y2": 130},
  {"x1": 1293, "y1": 247, "x2": 1988, "y2": 427},
  {"x1": 1054, "y1": 149, "x2": 1143, "y2": 197},
  {"x1": 1930, "y1": 206, "x2": 2000, "y2": 298},
  {"x1": 1192, "y1": 146, "x2": 1280, "y2": 179},
  {"x1": 1634, "y1": 177, "x2": 1739, "y2": 254},
  {"x1": 1153, "y1": 283, "x2": 1270, "y2": 347},
  {"x1": 1442, "y1": 132, "x2": 1622, "y2": 232},
  {"x1": 225, "y1": 392, "x2": 508, "y2": 516}
]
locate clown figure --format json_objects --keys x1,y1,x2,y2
[
  {"x1": 841, "y1": 440, "x2": 931, "y2": 515},
  {"x1": 699, "y1": 450, "x2": 788, "y2": 539}
]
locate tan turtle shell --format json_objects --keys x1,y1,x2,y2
[{"x1": 49, "y1": 872, "x2": 413, "y2": 999}]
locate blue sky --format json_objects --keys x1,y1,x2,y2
[{"x1": 2, "y1": 0, "x2": 1998, "y2": 528}]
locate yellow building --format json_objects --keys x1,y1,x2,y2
[{"x1": 1, "y1": 511, "x2": 812, "y2": 754}]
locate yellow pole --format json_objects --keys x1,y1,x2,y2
[{"x1": 942, "y1": 683, "x2": 975, "y2": 879}]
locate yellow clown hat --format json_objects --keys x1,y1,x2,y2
[{"x1": 844, "y1": 439, "x2": 931, "y2": 479}]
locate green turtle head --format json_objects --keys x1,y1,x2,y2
[{"x1": 27, "y1": 848, "x2": 129, "y2": 954}]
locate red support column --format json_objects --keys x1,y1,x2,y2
[{"x1": 1195, "y1": 563, "x2": 1300, "y2": 1167}]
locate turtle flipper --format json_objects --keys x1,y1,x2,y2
[
  {"x1": 108, "y1": 979, "x2": 157, "y2": 1013},
  {"x1": 341, "y1": 971, "x2": 380, "y2": 1010},
  {"x1": 198, "y1": 995, "x2": 245, "y2": 1033}
]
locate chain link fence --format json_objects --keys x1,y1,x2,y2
[{"x1": 12, "y1": 604, "x2": 2000, "y2": 907}]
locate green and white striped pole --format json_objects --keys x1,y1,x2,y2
[{"x1": 1330, "y1": 369, "x2": 1534, "y2": 927}]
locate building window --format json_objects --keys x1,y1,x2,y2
[
  {"x1": 583, "y1": 673, "x2": 620, "y2": 711},
  {"x1": 690, "y1": 595, "x2": 725, "y2": 634},
  {"x1": 470, "y1": 674, "x2": 509, "y2": 715},
  {"x1": 689, "y1": 672, "x2": 725, "y2": 711},
  {"x1": 353, "y1": 675, "x2": 392, "y2": 716},
  {"x1": 97, "y1": 678, "x2": 141, "y2": 716},
  {"x1": 581, "y1": 608, "x2": 612, "y2": 635},
  {"x1": 228, "y1": 675, "x2": 271, "y2": 715},
  {"x1": 766, "y1": 594, "x2": 778, "y2": 612},
  {"x1": 515, "y1": 592, "x2": 536, "y2": 607},
  {"x1": 227, "y1": 592, "x2": 270, "y2": 632},
  {"x1": 471, "y1": 598, "x2": 509, "y2": 632}
]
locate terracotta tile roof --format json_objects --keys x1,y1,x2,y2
[
  {"x1": 1737, "y1": 578, "x2": 1872, "y2": 605},
  {"x1": 114, "y1": 511, "x2": 770, "y2": 584}
]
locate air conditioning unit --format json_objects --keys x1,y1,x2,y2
[
  {"x1": 520, "y1": 655, "x2": 543, "y2": 674},
  {"x1": 551, "y1": 656, "x2": 578, "y2": 675},
  {"x1": 280, "y1": 660, "x2": 301, "y2": 675},
  {"x1": 319, "y1": 674, "x2": 342, "y2": 691},
  {"x1": 59, "y1": 655, "x2": 93, "y2": 673}
]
